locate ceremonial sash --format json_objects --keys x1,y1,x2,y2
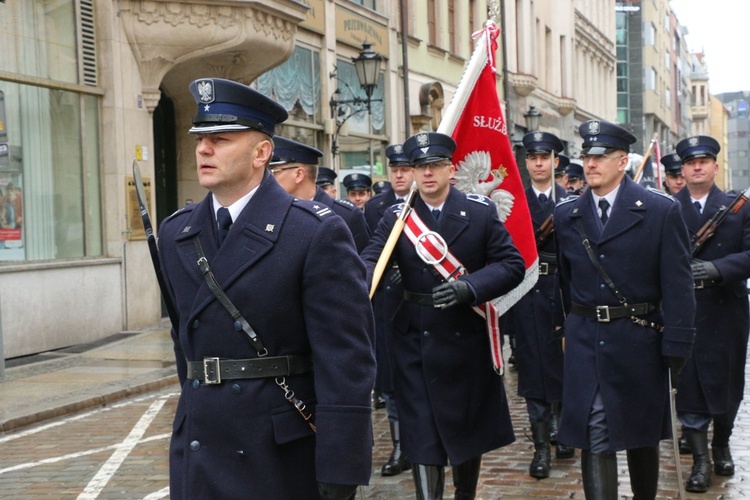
[{"x1": 402, "y1": 209, "x2": 504, "y2": 374}]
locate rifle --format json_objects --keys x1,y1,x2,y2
[
  {"x1": 691, "y1": 185, "x2": 750, "y2": 257},
  {"x1": 535, "y1": 213, "x2": 555, "y2": 248}
]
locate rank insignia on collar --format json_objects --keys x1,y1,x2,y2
[
  {"x1": 573, "y1": 208, "x2": 579, "y2": 214},
  {"x1": 182, "y1": 226, "x2": 191, "y2": 233},
  {"x1": 460, "y1": 211, "x2": 466, "y2": 216},
  {"x1": 265, "y1": 224, "x2": 275, "y2": 232},
  {"x1": 313, "y1": 205, "x2": 320, "y2": 209},
  {"x1": 636, "y1": 200, "x2": 643, "y2": 206}
]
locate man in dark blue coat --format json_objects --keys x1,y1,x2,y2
[
  {"x1": 554, "y1": 120, "x2": 695, "y2": 499},
  {"x1": 673, "y1": 135, "x2": 750, "y2": 492},
  {"x1": 269, "y1": 136, "x2": 370, "y2": 253},
  {"x1": 362, "y1": 132, "x2": 525, "y2": 499},
  {"x1": 503, "y1": 131, "x2": 573, "y2": 480},
  {"x1": 661, "y1": 152, "x2": 686, "y2": 195},
  {"x1": 363, "y1": 143, "x2": 414, "y2": 477},
  {"x1": 157, "y1": 78, "x2": 376, "y2": 500}
]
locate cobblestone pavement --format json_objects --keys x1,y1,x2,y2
[{"x1": 0, "y1": 335, "x2": 748, "y2": 498}]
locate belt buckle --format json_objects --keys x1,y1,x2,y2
[
  {"x1": 203, "y1": 357, "x2": 221, "y2": 384},
  {"x1": 539, "y1": 262, "x2": 549, "y2": 275},
  {"x1": 694, "y1": 280, "x2": 704, "y2": 289},
  {"x1": 595, "y1": 305, "x2": 611, "y2": 322}
]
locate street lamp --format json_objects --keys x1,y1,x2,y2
[
  {"x1": 523, "y1": 105, "x2": 542, "y2": 131},
  {"x1": 329, "y1": 42, "x2": 384, "y2": 168}
]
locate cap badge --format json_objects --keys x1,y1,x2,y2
[
  {"x1": 394, "y1": 144, "x2": 403, "y2": 154},
  {"x1": 588, "y1": 121, "x2": 600, "y2": 135},
  {"x1": 688, "y1": 137, "x2": 699, "y2": 147},
  {"x1": 416, "y1": 133, "x2": 430, "y2": 147},
  {"x1": 533, "y1": 131, "x2": 543, "y2": 142},
  {"x1": 196, "y1": 80, "x2": 215, "y2": 104}
]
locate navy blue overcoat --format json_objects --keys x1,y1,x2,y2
[
  {"x1": 361, "y1": 187, "x2": 525, "y2": 465},
  {"x1": 158, "y1": 171, "x2": 376, "y2": 499},
  {"x1": 674, "y1": 184, "x2": 750, "y2": 415},
  {"x1": 314, "y1": 186, "x2": 370, "y2": 253},
  {"x1": 554, "y1": 176, "x2": 695, "y2": 451}
]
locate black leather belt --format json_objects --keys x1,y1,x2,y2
[
  {"x1": 571, "y1": 301, "x2": 661, "y2": 323},
  {"x1": 403, "y1": 290, "x2": 434, "y2": 305},
  {"x1": 187, "y1": 355, "x2": 312, "y2": 385},
  {"x1": 694, "y1": 279, "x2": 720, "y2": 289},
  {"x1": 539, "y1": 261, "x2": 557, "y2": 275}
]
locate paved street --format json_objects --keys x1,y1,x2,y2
[{"x1": 1, "y1": 344, "x2": 749, "y2": 499}]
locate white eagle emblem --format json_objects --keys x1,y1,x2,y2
[
  {"x1": 197, "y1": 80, "x2": 214, "y2": 103},
  {"x1": 394, "y1": 144, "x2": 403, "y2": 154},
  {"x1": 588, "y1": 120, "x2": 600, "y2": 135},
  {"x1": 453, "y1": 150, "x2": 515, "y2": 222},
  {"x1": 688, "y1": 136, "x2": 699, "y2": 147},
  {"x1": 416, "y1": 133, "x2": 430, "y2": 147}
]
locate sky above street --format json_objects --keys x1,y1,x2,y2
[{"x1": 669, "y1": 0, "x2": 748, "y2": 95}]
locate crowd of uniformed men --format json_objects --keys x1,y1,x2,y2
[{"x1": 154, "y1": 77, "x2": 750, "y2": 500}]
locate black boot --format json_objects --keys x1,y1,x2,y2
[
  {"x1": 626, "y1": 446, "x2": 659, "y2": 500},
  {"x1": 685, "y1": 429, "x2": 712, "y2": 493},
  {"x1": 712, "y1": 413, "x2": 735, "y2": 476},
  {"x1": 452, "y1": 456, "x2": 482, "y2": 500},
  {"x1": 529, "y1": 420, "x2": 551, "y2": 479},
  {"x1": 412, "y1": 464, "x2": 445, "y2": 500},
  {"x1": 580, "y1": 450, "x2": 618, "y2": 500},
  {"x1": 381, "y1": 421, "x2": 411, "y2": 476},
  {"x1": 678, "y1": 433, "x2": 691, "y2": 455},
  {"x1": 550, "y1": 402, "x2": 560, "y2": 444}
]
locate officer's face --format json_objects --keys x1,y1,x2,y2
[
  {"x1": 525, "y1": 153, "x2": 556, "y2": 184},
  {"x1": 681, "y1": 157, "x2": 718, "y2": 190},
  {"x1": 195, "y1": 130, "x2": 272, "y2": 206},
  {"x1": 582, "y1": 151, "x2": 628, "y2": 196},
  {"x1": 567, "y1": 177, "x2": 585, "y2": 192},
  {"x1": 389, "y1": 166, "x2": 414, "y2": 196},
  {"x1": 321, "y1": 184, "x2": 337, "y2": 197},
  {"x1": 664, "y1": 172, "x2": 686, "y2": 194},
  {"x1": 347, "y1": 188, "x2": 370, "y2": 208},
  {"x1": 555, "y1": 173, "x2": 567, "y2": 189},
  {"x1": 270, "y1": 164, "x2": 302, "y2": 195},
  {"x1": 414, "y1": 160, "x2": 454, "y2": 201}
]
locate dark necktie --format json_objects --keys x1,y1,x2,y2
[
  {"x1": 432, "y1": 208, "x2": 441, "y2": 221},
  {"x1": 396, "y1": 198, "x2": 405, "y2": 203},
  {"x1": 694, "y1": 201, "x2": 702, "y2": 214},
  {"x1": 217, "y1": 207, "x2": 232, "y2": 246},
  {"x1": 538, "y1": 193, "x2": 548, "y2": 204},
  {"x1": 598, "y1": 199, "x2": 610, "y2": 225}
]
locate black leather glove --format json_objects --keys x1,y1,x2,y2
[
  {"x1": 318, "y1": 482, "x2": 357, "y2": 500},
  {"x1": 389, "y1": 268, "x2": 402, "y2": 285},
  {"x1": 664, "y1": 356, "x2": 686, "y2": 388},
  {"x1": 691, "y1": 259, "x2": 721, "y2": 281},
  {"x1": 432, "y1": 280, "x2": 474, "y2": 309}
]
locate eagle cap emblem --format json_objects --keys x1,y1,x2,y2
[
  {"x1": 197, "y1": 80, "x2": 215, "y2": 103},
  {"x1": 588, "y1": 121, "x2": 600, "y2": 135},
  {"x1": 688, "y1": 136, "x2": 699, "y2": 147},
  {"x1": 416, "y1": 133, "x2": 430, "y2": 147},
  {"x1": 533, "y1": 131, "x2": 543, "y2": 142},
  {"x1": 394, "y1": 144, "x2": 403, "y2": 154}
]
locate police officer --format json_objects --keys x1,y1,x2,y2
[
  {"x1": 505, "y1": 131, "x2": 573, "y2": 479},
  {"x1": 565, "y1": 161, "x2": 586, "y2": 194},
  {"x1": 673, "y1": 135, "x2": 750, "y2": 493},
  {"x1": 661, "y1": 152, "x2": 686, "y2": 195},
  {"x1": 373, "y1": 180, "x2": 392, "y2": 195},
  {"x1": 554, "y1": 120, "x2": 695, "y2": 499},
  {"x1": 363, "y1": 144, "x2": 415, "y2": 477},
  {"x1": 269, "y1": 136, "x2": 370, "y2": 252},
  {"x1": 362, "y1": 132, "x2": 525, "y2": 499},
  {"x1": 317, "y1": 166, "x2": 338, "y2": 198},
  {"x1": 554, "y1": 154, "x2": 569, "y2": 190},
  {"x1": 343, "y1": 173, "x2": 372, "y2": 210},
  {"x1": 158, "y1": 78, "x2": 376, "y2": 499}
]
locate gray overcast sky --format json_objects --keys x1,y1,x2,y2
[{"x1": 669, "y1": 0, "x2": 748, "y2": 95}]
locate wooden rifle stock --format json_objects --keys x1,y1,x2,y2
[
  {"x1": 691, "y1": 186, "x2": 750, "y2": 257},
  {"x1": 535, "y1": 213, "x2": 555, "y2": 248}
]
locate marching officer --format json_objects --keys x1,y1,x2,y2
[
  {"x1": 565, "y1": 161, "x2": 586, "y2": 194},
  {"x1": 363, "y1": 144, "x2": 415, "y2": 477},
  {"x1": 554, "y1": 153, "x2": 569, "y2": 190},
  {"x1": 316, "y1": 166, "x2": 338, "y2": 198},
  {"x1": 673, "y1": 135, "x2": 750, "y2": 493},
  {"x1": 269, "y1": 136, "x2": 370, "y2": 252},
  {"x1": 661, "y1": 152, "x2": 686, "y2": 195},
  {"x1": 373, "y1": 180, "x2": 392, "y2": 195},
  {"x1": 158, "y1": 78, "x2": 376, "y2": 499},
  {"x1": 343, "y1": 173, "x2": 372, "y2": 210},
  {"x1": 554, "y1": 120, "x2": 695, "y2": 499},
  {"x1": 361, "y1": 132, "x2": 525, "y2": 499},
  {"x1": 504, "y1": 131, "x2": 573, "y2": 480}
]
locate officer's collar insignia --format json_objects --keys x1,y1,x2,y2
[
  {"x1": 460, "y1": 211, "x2": 466, "y2": 216},
  {"x1": 182, "y1": 226, "x2": 191, "y2": 233},
  {"x1": 573, "y1": 208, "x2": 579, "y2": 214},
  {"x1": 265, "y1": 224, "x2": 275, "y2": 232},
  {"x1": 196, "y1": 80, "x2": 215, "y2": 103},
  {"x1": 416, "y1": 133, "x2": 430, "y2": 147},
  {"x1": 689, "y1": 137, "x2": 699, "y2": 147},
  {"x1": 636, "y1": 200, "x2": 643, "y2": 207},
  {"x1": 394, "y1": 144, "x2": 403, "y2": 153},
  {"x1": 533, "y1": 131, "x2": 543, "y2": 142},
  {"x1": 588, "y1": 121, "x2": 600, "y2": 135}
]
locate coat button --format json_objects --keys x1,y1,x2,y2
[
  {"x1": 190, "y1": 440, "x2": 201, "y2": 451},
  {"x1": 232, "y1": 384, "x2": 241, "y2": 394},
  {"x1": 423, "y1": 331, "x2": 430, "y2": 336},
  {"x1": 455, "y1": 332, "x2": 461, "y2": 338},
  {"x1": 192, "y1": 320, "x2": 200, "y2": 329},
  {"x1": 234, "y1": 320, "x2": 242, "y2": 331},
  {"x1": 599, "y1": 254, "x2": 605, "y2": 260},
  {"x1": 600, "y1": 284, "x2": 606, "y2": 289},
  {"x1": 599, "y1": 341, "x2": 605, "y2": 346},
  {"x1": 192, "y1": 380, "x2": 200, "y2": 389}
]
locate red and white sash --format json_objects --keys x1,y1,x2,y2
[{"x1": 402, "y1": 209, "x2": 504, "y2": 374}]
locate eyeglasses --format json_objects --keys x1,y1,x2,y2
[
  {"x1": 414, "y1": 161, "x2": 452, "y2": 170},
  {"x1": 580, "y1": 153, "x2": 626, "y2": 163},
  {"x1": 269, "y1": 165, "x2": 298, "y2": 175}
]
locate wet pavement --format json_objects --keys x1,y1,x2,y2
[{"x1": 1, "y1": 321, "x2": 748, "y2": 498}]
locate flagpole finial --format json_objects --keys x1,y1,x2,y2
[{"x1": 488, "y1": 0, "x2": 501, "y2": 24}]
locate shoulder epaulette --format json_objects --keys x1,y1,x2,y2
[
  {"x1": 165, "y1": 204, "x2": 195, "y2": 221},
  {"x1": 555, "y1": 196, "x2": 577, "y2": 207},
  {"x1": 336, "y1": 199, "x2": 357, "y2": 209},
  {"x1": 294, "y1": 199, "x2": 334, "y2": 219},
  {"x1": 466, "y1": 193, "x2": 490, "y2": 205},
  {"x1": 647, "y1": 187, "x2": 675, "y2": 201}
]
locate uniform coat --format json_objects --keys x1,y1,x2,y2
[
  {"x1": 555, "y1": 176, "x2": 695, "y2": 451},
  {"x1": 158, "y1": 171, "x2": 376, "y2": 499},
  {"x1": 361, "y1": 187, "x2": 525, "y2": 465},
  {"x1": 504, "y1": 184, "x2": 568, "y2": 401},
  {"x1": 314, "y1": 186, "x2": 371, "y2": 253},
  {"x1": 674, "y1": 185, "x2": 750, "y2": 415},
  {"x1": 364, "y1": 189, "x2": 402, "y2": 395}
]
